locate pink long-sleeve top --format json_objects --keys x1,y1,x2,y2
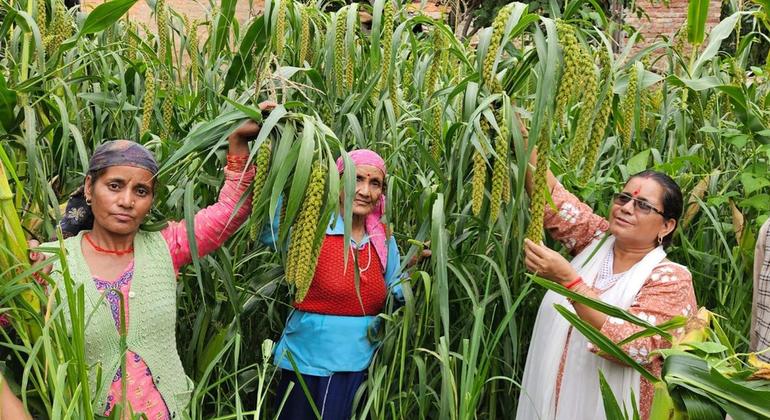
[
  {"x1": 545, "y1": 182, "x2": 697, "y2": 420},
  {"x1": 97, "y1": 156, "x2": 255, "y2": 418}
]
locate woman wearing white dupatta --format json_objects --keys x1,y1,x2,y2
[{"x1": 515, "y1": 124, "x2": 696, "y2": 420}]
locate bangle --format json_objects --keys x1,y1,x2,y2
[
  {"x1": 226, "y1": 154, "x2": 250, "y2": 171},
  {"x1": 564, "y1": 276, "x2": 583, "y2": 290}
]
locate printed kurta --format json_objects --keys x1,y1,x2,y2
[{"x1": 545, "y1": 182, "x2": 697, "y2": 420}]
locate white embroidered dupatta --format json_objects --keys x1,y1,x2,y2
[{"x1": 515, "y1": 235, "x2": 666, "y2": 420}]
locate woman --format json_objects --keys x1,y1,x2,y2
[
  {"x1": 263, "y1": 150, "x2": 404, "y2": 419},
  {"x1": 0, "y1": 374, "x2": 30, "y2": 420},
  {"x1": 752, "y1": 217, "x2": 770, "y2": 362},
  {"x1": 30, "y1": 107, "x2": 272, "y2": 418},
  {"x1": 515, "y1": 124, "x2": 696, "y2": 420}
]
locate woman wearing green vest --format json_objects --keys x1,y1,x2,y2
[
  {"x1": 0, "y1": 374, "x2": 30, "y2": 420},
  {"x1": 29, "y1": 104, "x2": 274, "y2": 418}
]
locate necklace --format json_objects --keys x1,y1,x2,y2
[
  {"x1": 84, "y1": 233, "x2": 134, "y2": 256},
  {"x1": 594, "y1": 249, "x2": 627, "y2": 291},
  {"x1": 350, "y1": 242, "x2": 373, "y2": 273}
]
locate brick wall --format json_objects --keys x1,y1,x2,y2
[
  {"x1": 81, "y1": 0, "x2": 261, "y2": 27},
  {"x1": 625, "y1": 0, "x2": 722, "y2": 48}
]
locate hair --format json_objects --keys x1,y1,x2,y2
[{"x1": 628, "y1": 170, "x2": 683, "y2": 247}]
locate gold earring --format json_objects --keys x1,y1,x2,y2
[
  {"x1": 657, "y1": 235, "x2": 663, "y2": 246},
  {"x1": 86, "y1": 198, "x2": 92, "y2": 206}
]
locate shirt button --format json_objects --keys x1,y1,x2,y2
[{"x1": 128, "y1": 291, "x2": 136, "y2": 298}]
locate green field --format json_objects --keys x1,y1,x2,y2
[{"x1": 1, "y1": 0, "x2": 770, "y2": 418}]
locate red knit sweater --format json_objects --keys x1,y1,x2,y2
[{"x1": 294, "y1": 235, "x2": 387, "y2": 316}]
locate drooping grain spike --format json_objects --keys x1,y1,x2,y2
[
  {"x1": 334, "y1": 10, "x2": 347, "y2": 96},
  {"x1": 403, "y1": 49, "x2": 415, "y2": 96},
  {"x1": 471, "y1": 120, "x2": 490, "y2": 217},
  {"x1": 431, "y1": 102, "x2": 442, "y2": 160},
  {"x1": 378, "y1": 1, "x2": 394, "y2": 93},
  {"x1": 423, "y1": 29, "x2": 444, "y2": 98},
  {"x1": 185, "y1": 17, "x2": 200, "y2": 88},
  {"x1": 37, "y1": 0, "x2": 47, "y2": 44},
  {"x1": 299, "y1": 6, "x2": 311, "y2": 64},
  {"x1": 482, "y1": 4, "x2": 513, "y2": 93},
  {"x1": 620, "y1": 65, "x2": 638, "y2": 147},
  {"x1": 554, "y1": 20, "x2": 581, "y2": 127},
  {"x1": 126, "y1": 21, "x2": 137, "y2": 62},
  {"x1": 567, "y1": 49, "x2": 598, "y2": 168},
  {"x1": 275, "y1": 0, "x2": 287, "y2": 58},
  {"x1": 489, "y1": 114, "x2": 509, "y2": 222},
  {"x1": 579, "y1": 47, "x2": 614, "y2": 184},
  {"x1": 141, "y1": 68, "x2": 156, "y2": 138},
  {"x1": 249, "y1": 142, "x2": 273, "y2": 240},
  {"x1": 292, "y1": 163, "x2": 327, "y2": 302},
  {"x1": 156, "y1": 0, "x2": 169, "y2": 63},
  {"x1": 526, "y1": 118, "x2": 551, "y2": 243}
]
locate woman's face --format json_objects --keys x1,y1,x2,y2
[
  {"x1": 85, "y1": 166, "x2": 154, "y2": 236},
  {"x1": 340, "y1": 164, "x2": 385, "y2": 217},
  {"x1": 608, "y1": 176, "x2": 676, "y2": 248}
]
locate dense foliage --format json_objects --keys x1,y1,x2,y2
[{"x1": 1, "y1": 0, "x2": 770, "y2": 418}]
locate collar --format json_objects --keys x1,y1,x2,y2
[{"x1": 326, "y1": 213, "x2": 370, "y2": 246}]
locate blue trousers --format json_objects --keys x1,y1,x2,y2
[{"x1": 275, "y1": 369, "x2": 366, "y2": 420}]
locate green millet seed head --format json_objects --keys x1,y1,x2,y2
[
  {"x1": 526, "y1": 118, "x2": 551, "y2": 243},
  {"x1": 156, "y1": 0, "x2": 169, "y2": 62},
  {"x1": 471, "y1": 119, "x2": 490, "y2": 217},
  {"x1": 249, "y1": 142, "x2": 273, "y2": 240},
  {"x1": 299, "y1": 6, "x2": 311, "y2": 64},
  {"x1": 620, "y1": 65, "x2": 638, "y2": 147},
  {"x1": 346, "y1": 52, "x2": 354, "y2": 90},
  {"x1": 579, "y1": 48, "x2": 614, "y2": 184},
  {"x1": 334, "y1": 11, "x2": 346, "y2": 96},
  {"x1": 141, "y1": 68, "x2": 156, "y2": 137},
  {"x1": 293, "y1": 163, "x2": 327, "y2": 301},
  {"x1": 378, "y1": 1, "x2": 394, "y2": 93},
  {"x1": 471, "y1": 151, "x2": 486, "y2": 217},
  {"x1": 403, "y1": 49, "x2": 415, "y2": 95},
  {"x1": 489, "y1": 120, "x2": 509, "y2": 222},
  {"x1": 275, "y1": 0, "x2": 287, "y2": 57},
  {"x1": 431, "y1": 102, "x2": 442, "y2": 160},
  {"x1": 482, "y1": 4, "x2": 513, "y2": 92},
  {"x1": 567, "y1": 50, "x2": 599, "y2": 168},
  {"x1": 37, "y1": 0, "x2": 47, "y2": 43},
  {"x1": 423, "y1": 31, "x2": 443, "y2": 98},
  {"x1": 554, "y1": 20, "x2": 581, "y2": 127}
]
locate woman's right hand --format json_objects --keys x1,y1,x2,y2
[{"x1": 28, "y1": 240, "x2": 52, "y2": 276}]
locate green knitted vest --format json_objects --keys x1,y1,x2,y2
[{"x1": 45, "y1": 230, "x2": 192, "y2": 416}]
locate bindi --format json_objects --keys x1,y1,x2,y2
[{"x1": 632, "y1": 188, "x2": 641, "y2": 196}]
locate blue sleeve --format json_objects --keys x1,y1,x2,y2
[
  {"x1": 259, "y1": 195, "x2": 283, "y2": 249},
  {"x1": 384, "y1": 236, "x2": 404, "y2": 303}
]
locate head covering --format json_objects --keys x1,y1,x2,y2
[
  {"x1": 335, "y1": 149, "x2": 388, "y2": 271},
  {"x1": 59, "y1": 140, "x2": 158, "y2": 238}
]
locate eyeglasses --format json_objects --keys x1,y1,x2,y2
[{"x1": 613, "y1": 192, "x2": 665, "y2": 216}]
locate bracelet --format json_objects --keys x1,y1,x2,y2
[
  {"x1": 226, "y1": 154, "x2": 250, "y2": 172},
  {"x1": 563, "y1": 276, "x2": 583, "y2": 290}
]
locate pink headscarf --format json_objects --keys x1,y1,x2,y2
[{"x1": 336, "y1": 149, "x2": 388, "y2": 271}]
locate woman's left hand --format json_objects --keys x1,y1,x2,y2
[{"x1": 523, "y1": 238, "x2": 579, "y2": 285}]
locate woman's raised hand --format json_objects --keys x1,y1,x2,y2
[
  {"x1": 523, "y1": 239, "x2": 579, "y2": 285},
  {"x1": 228, "y1": 101, "x2": 278, "y2": 155}
]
